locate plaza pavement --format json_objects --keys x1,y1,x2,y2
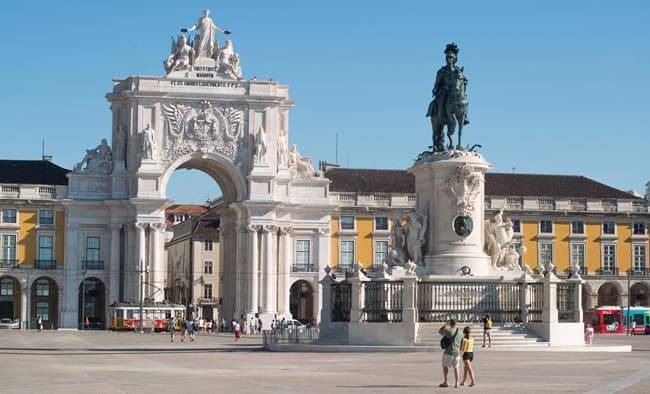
[{"x1": 0, "y1": 330, "x2": 648, "y2": 393}]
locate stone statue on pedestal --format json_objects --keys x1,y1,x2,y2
[
  {"x1": 164, "y1": 35, "x2": 194, "y2": 74},
  {"x1": 288, "y1": 144, "x2": 319, "y2": 178},
  {"x1": 141, "y1": 124, "x2": 157, "y2": 161},
  {"x1": 253, "y1": 126, "x2": 268, "y2": 163},
  {"x1": 405, "y1": 212, "x2": 427, "y2": 265},
  {"x1": 426, "y1": 43, "x2": 470, "y2": 152},
  {"x1": 218, "y1": 39, "x2": 242, "y2": 79},
  {"x1": 181, "y1": 9, "x2": 230, "y2": 59},
  {"x1": 484, "y1": 209, "x2": 522, "y2": 271},
  {"x1": 74, "y1": 139, "x2": 113, "y2": 174}
]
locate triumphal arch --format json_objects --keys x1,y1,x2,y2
[{"x1": 61, "y1": 10, "x2": 331, "y2": 328}]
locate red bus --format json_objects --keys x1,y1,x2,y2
[{"x1": 588, "y1": 306, "x2": 623, "y2": 334}]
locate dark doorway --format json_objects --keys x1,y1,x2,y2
[
  {"x1": 78, "y1": 277, "x2": 106, "y2": 329},
  {"x1": 290, "y1": 280, "x2": 314, "y2": 324}
]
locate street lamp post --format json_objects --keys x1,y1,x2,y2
[
  {"x1": 627, "y1": 268, "x2": 631, "y2": 335},
  {"x1": 139, "y1": 260, "x2": 146, "y2": 334},
  {"x1": 81, "y1": 268, "x2": 86, "y2": 330}
]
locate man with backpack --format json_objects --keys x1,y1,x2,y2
[{"x1": 438, "y1": 319, "x2": 463, "y2": 388}]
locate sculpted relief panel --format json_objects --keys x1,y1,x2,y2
[{"x1": 161, "y1": 100, "x2": 247, "y2": 167}]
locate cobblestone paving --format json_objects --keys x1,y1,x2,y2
[{"x1": 0, "y1": 331, "x2": 648, "y2": 393}]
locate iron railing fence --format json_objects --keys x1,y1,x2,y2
[
  {"x1": 557, "y1": 282, "x2": 578, "y2": 322},
  {"x1": 526, "y1": 282, "x2": 544, "y2": 323},
  {"x1": 362, "y1": 281, "x2": 403, "y2": 322},
  {"x1": 417, "y1": 282, "x2": 523, "y2": 323},
  {"x1": 262, "y1": 327, "x2": 319, "y2": 347},
  {"x1": 331, "y1": 282, "x2": 351, "y2": 322}
]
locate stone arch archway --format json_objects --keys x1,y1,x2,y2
[
  {"x1": 31, "y1": 276, "x2": 59, "y2": 329},
  {"x1": 630, "y1": 282, "x2": 649, "y2": 307},
  {"x1": 597, "y1": 282, "x2": 621, "y2": 307},
  {"x1": 289, "y1": 280, "x2": 314, "y2": 324},
  {"x1": 0, "y1": 275, "x2": 21, "y2": 322},
  {"x1": 78, "y1": 277, "x2": 106, "y2": 329}
]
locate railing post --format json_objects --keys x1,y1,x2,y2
[
  {"x1": 319, "y1": 267, "x2": 335, "y2": 325},
  {"x1": 542, "y1": 274, "x2": 559, "y2": 325},
  {"x1": 568, "y1": 276, "x2": 584, "y2": 324},
  {"x1": 401, "y1": 275, "x2": 418, "y2": 324},
  {"x1": 519, "y1": 279, "x2": 529, "y2": 324},
  {"x1": 349, "y1": 266, "x2": 369, "y2": 323}
]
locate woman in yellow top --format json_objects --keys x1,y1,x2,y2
[{"x1": 460, "y1": 326, "x2": 476, "y2": 387}]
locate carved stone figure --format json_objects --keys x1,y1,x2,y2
[
  {"x1": 405, "y1": 212, "x2": 427, "y2": 265},
  {"x1": 217, "y1": 39, "x2": 242, "y2": 79},
  {"x1": 288, "y1": 144, "x2": 317, "y2": 178},
  {"x1": 277, "y1": 128, "x2": 289, "y2": 168},
  {"x1": 484, "y1": 209, "x2": 521, "y2": 271},
  {"x1": 253, "y1": 126, "x2": 268, "y2": 163},
  {"x1": 181, "y1": 9, "x2": 230, "y2": 59},
  {"x1": 447, "y1": 163, "x2": 482, "y2": 218},
  {"x1": 387, "y1": 216, "x2": 408, "y2": 266},
  {"x1": 141, "y1": 124, "x2": 157, "y2": 160},
  {"x1": 426, "y1": 43, "x2": 470, "y2": 152},
  {"x1": 74, "y1": 139, "x2": 113, "y2": 174},
  {"x1": 114, "y1": 124, "x2": 127, "y2": 162},
  {"x1": 164, "y1": 35, "x2": 194, "y2": 74}
]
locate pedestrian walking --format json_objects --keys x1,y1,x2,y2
[
  {"x1": 459, "y1": 326, "x2": 476, "y2": 387},
  {"x1": 481, "y1": 313, "x2": 492, "y2": 348},
  {"x1": 585, "y1": 324, "x2": 594, "y2": 344},
  {"x1": 168, "y1": 317, "x2": 176, "y2": 342},
  {"x1": 207, "y1": 319, "x2": 213, "y2": 333},
  {"x1": 221, "y1": 318, "x2": 227, "y2": 333},
  {"x1": 630, "y1": 320, "x2": 637, "y2": 336},
  {"x1": 257, "y1": 317, "x2": 263, "y2": 334},
  {"x1": 438, "y1": 319, "x2": 463, "y2": 388},
  {"x1": 249, "y1": 317, "x2": 255, "y2": 335},
  {"x1": 188, "y1": 320, "x2": 195, "y2": 341},
  {"x1": 234, "y1": 320, "x2": 241, "y2": 342},
  {"x1": 180, "y1": 318, "x2": 188, "y2": 342},
  {"x1": 37, "y1": 316, "x2": 43, "y2": 332}
]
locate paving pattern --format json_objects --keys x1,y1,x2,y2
[{"x1": 0, "y1": 331, "x2": 648, "y2": 393}]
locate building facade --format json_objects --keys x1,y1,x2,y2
[{"x1": 325, "y1": 168, "x2": 650, "y2": 311}]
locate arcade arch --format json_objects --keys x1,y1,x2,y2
[
  {"x1": 0, "y1": 275, "x2": 21, "y2": 321},
  {"x1": 597, "y1": 282, "x2": 621, "y2": 307},
  {"x1": 630, "y1": 282, "x2": 649, "y2": 307},
  {"x1": 31, "y1": 276, "x2": 59, "y2": 329},
  {"x1": 78, "y1": 277, "x2": 106, "y2": 329},
  {"x1": 290, "y1": 280, "x2": 314, "y2": 324}
]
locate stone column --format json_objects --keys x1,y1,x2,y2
[
  {"x1": 279, "y1": 227, "x2": 292, "y2": 314},
  {"x1": 61, "y1": 223, "x2": 80, "y2": 328},
  {"x1": 248, "y1": 225, "x2": 260, "y2": 314},
  {"x1": 150, "y1": 223, "x2": 165, "y2": 302},
  {"x1": 542, "y1": 274, "x2": 559, "y2": 325},
  {"x1": 261, "y1": 226, "x2": 276, "y2": 313},
  {"x1": 401, "y1": 275, "x2": 418, "y2": 324},
  {"x1": 21, "y1": 281, "x2": 28, "y2": 330},
  {"x1": 109, "y1": 224, "x2": 121, "y2": 304},
  {"x1": 519, "y1": 279, "x2": 530, "y2": 323},
  {"x1": 135, "y1": 223, "x2": 148, "y2": 304}
]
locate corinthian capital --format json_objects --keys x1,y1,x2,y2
[
  {"x1": 135, "y1": 222, "x2": 149, "y2": 231},
  {"x1": 278, "y1": 226, "x2": 292, "y2": 235},
  {"x1": 247, "y1": 224, "x2": 261, "y2": 233}
]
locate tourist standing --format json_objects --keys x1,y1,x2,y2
[
  {"x1": 221, "y1": 318, "x2": 227, "y2": 333},
  {"x1": 481, "y1": 313, "x2": 492, "y2": 348},
  {"x1": 585, "y1": 324, "x2": 594, "y2": 344},
  {"x1": 188, "y1": 319, "x2": 195, "y2": 341},
  {"x1": 180, "y1": 318, "x2": 188, "y2": 342},
  {"x1": 168, "y1": 317, "x2": 176, "y2": 342},
  {"x1": 207, "y1": 319, "x2": 213, "y2": 333},
  {"x1": 37, "y1": 316, "x2": 43, "y2": 332},
  {"x1": 249, "y1": 317, "x2": 256, "y2": 335},
  {"x1": 459, "y1": 326, "x2": 476, "y2": 387},
  {"x1": 438, "y1": 319, "x2": 463, "y2": 388},
  {"x1": 233, "y1": 320, "x2": 241, "y2": 342},
  {"x1": 257, "y1": 317, "x2": 263, "y2": 334}
]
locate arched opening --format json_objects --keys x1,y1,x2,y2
[
  {"x1": 290, "y1": 280, "x2": 314, "y2": 324},
  {"x1": 31, "y1": 277, "x2": 59, "y2": 329},
  {"x1": 0, "y1": 276, "x2": 21, "y2": 323},
  {"x1": 163, "y1": 153, "x2": 244, "y2": 322},
  {"x1": 597, "y1": 282, "x2": 620, "y2": 307},
  {"x1": 630, "y1": 283, "x2": 649, "y2": 307},
  {"x1": 78, "y1": 277, "x2": 106, "y2": 330}
]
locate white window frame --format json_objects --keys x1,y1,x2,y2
[
  {"x1": 511, "y1": 219, "x2": 522, "y2": 234},
  {"x1": 1, "y1": 232, "x2": 18, "y2": 263},
  {"x1": 203, "y1": 261, "x2": 213, "y2": 275},
  {"x1": 295, "y1": 239, "x2": 311, "y2": 269},
  {"x1": 0, "y1": 277, "x2": 14, "y2": 296},
  {"x1": 203, "y1": 284, "x2": 213, "y2": 299},
  {"x1": 339, "y1": 216, "x2": 356, "y2": 231},
  {"x1": 373, "y1": 216, "x2": 389, "y2": 232},
  {"x1": 35, "y1": 279, "x2": 50, "y2": 297},
  {"x1": 85, "y1": 236, "x2": 101, "y2": 262},
  {"x1": 1, "y1": 208, "x2": 18, "y2": 225},
  {"x1": 339, "y1": 239, "x2": 355, "y2": 269},
  {"x1": 602, "y1": 243, "x2": 617, "y2": 272},
  {"x1": 633, "y1": 243, "x2": 647, "y2": 272},
  {"x1": 204, "y1": 239, "x2": 213, "y2": 251},
  {"x1": 632, "y1": 222, "x2": 647, "y2": 236},
  {"x1": 38, "y1": 209, "x2": 55, "y2": 226},
  {"x1": 539, "y1": 220, "x2": 553, "y2": 234},
  {"x1": 538, "y1": 242, "x2": 553, "y2": 270},
  {"x1": 570, "y1": 242, "x2": 586, "y2": 273},
  {"x1": 373, "y1": 240, "x2": 389, "y2": 267},
  {"x1": 602, "y1": 221, "x2": 616, "y2": 236},
  {"x1": 570, "y1": 221, "x2": 585, "y2": 235},
  {"x1": 37, "y1": 233, "x2": 55, "y2": 262}
]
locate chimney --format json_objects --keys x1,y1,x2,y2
[
  {"x1": 645, "y1": 181, "x2": 650, "y2": 200},
  {"x1": 42, "y1": 155, "x2": 53, "y2": 162}
]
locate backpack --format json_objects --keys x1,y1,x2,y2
[{"x1": 440, "y1": 328, "x2": 459, "y2": 349}]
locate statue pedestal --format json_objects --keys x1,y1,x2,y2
[{"x1": 408, "y1": 150, "x2": 491, "y2": 277}]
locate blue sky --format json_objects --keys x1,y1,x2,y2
[{"x1": 0, "y1": 1, "x2": 648, "y2": 203}]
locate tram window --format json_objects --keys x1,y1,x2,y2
[
  {"x1": 603, "y1": 314, "x2": 618, "y2": 325},
  {"x1": 126, "y1": 310, "x2": 134, "y2": 319},
  {"x1": 634, "y1": 315, "x2": 644, "y2": 325}
]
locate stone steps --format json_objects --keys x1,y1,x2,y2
[{"x1": 416, "y1": 323, "x2": 549, "y2": 348}]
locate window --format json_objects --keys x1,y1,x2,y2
[
  {"x1": 2, "y1": 234, "x2": 17, "y2": 262},
  {"x1": 38, "y1": 235, "x2": 54, "y2": 262},
  {"x1": 203, "y1": 284, "x2": 213, "y2": 299},
  {"x1": 633, "y1": 222, "x2": 646, "y2": 236},
  {"x1": 85, "y1": 236, "x2": 101, "y2": 261},
  {"x1": 602, "y1": 222, "x2": 615, "y2": 235},
  {"x1": 203, "y1": 261, "x2": 213, "y2": 274},
  {"x1": 603, "y1": 244, "x2": 616, "y2": 271},
  {"x1": 1, "y1": 209, "x2": 17, "y2": 224},
  {"x1": 296, "y1": 240, "x2": 310, "y2": 267},
  {"x1": 539, "y1": 243, "x2": 553, "y2": 269},
  {"x1": 340, "y1": 216, "x2": 355, "y2": 230},
  {"x1": 540, "y1": 220, "x2": 553, "y2": 234},
  {"x1": 204, "y1": 239, "x2": 213, "y2": 251},
  {"x1": 36, "y1": 302, "x2": 49, "y2": 322},
  {"x1": 374, "y1": 240, "x2": 388, "y2": 267},
  {"x1": 634, "y1": 245, "x2": 646, "y2": 272},
  {"x1": 571, "y1": 221, "x2": 584, "y2": 235},
  {"x1": 511, "y1": 219, "x2": 521, "y2": 234},
  {"x1": 340, "y1": 240, "x2": 354, "y2": 268},
  {"x1": 36, "y1": 279, "x2": 50, "y2": 296},
  {"x1": 571, "y1": 243, "x2": 585, "y2": 273},
  {"x1": 38, "y1": 210, "x2": 54, "y2": 225},
  {"x1": 174, "y1": 214, "x2": 188, "y2": 223},
  {"x1": 374, "y1": 217, "x2": 388, "y2": 231},
  {"x1": 0, "y1": 278, "x2": 14, "y2": 296}
]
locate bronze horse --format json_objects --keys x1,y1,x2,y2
[{"x1": 429, "y1": 76, "x2": 469, "y2": 152}]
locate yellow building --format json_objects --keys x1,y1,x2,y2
[
  {"x1": 0, "y1": 159, "x2": 69, "y2": 329},
  {"x1": 325, "y1": 168, "x2": 650, "y2": 311}
]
